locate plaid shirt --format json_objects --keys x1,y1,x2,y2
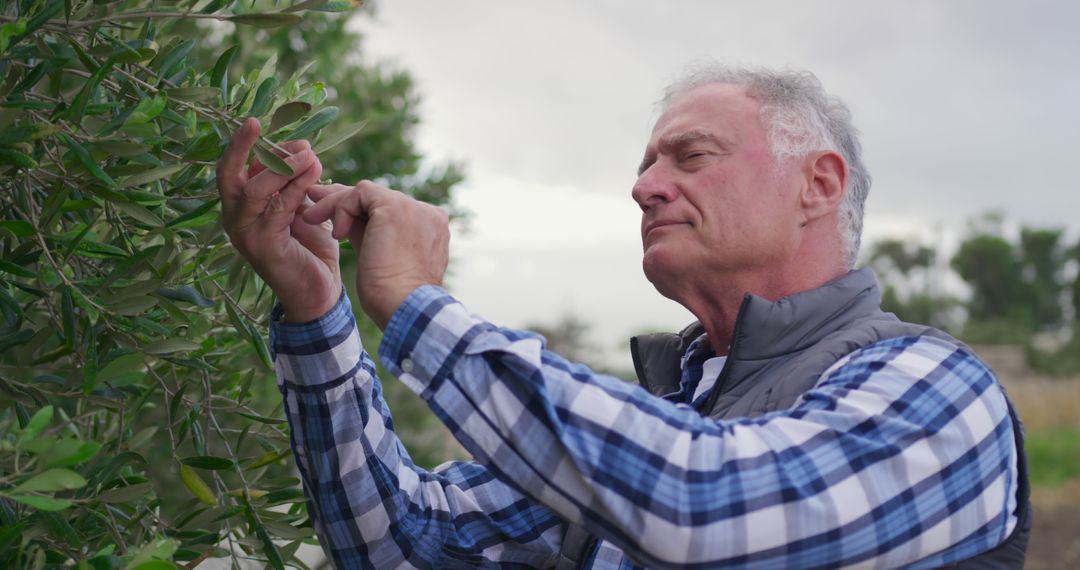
[{"x1": 272, "y1": 286, "x2": 1018, "y2": 569}]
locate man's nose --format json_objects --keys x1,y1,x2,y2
[{"x1": 631, "y1": 165, "x2": 678, "y2": 212}]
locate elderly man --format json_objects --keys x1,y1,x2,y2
[{"x1": 217, "y1": 66, "x2": 1029, "y2": 568}]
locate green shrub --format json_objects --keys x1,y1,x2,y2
[{"x1": 1027, "y1": 428, "x2": 1080, "y2": 487}]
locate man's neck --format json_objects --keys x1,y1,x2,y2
[{"x1": 682, "y1": 266, "x2": 847, "y2": 356}]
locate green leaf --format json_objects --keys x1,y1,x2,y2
[
  {"x1": 262, "y1": 488, "x2": 307, "y2": 506},
  {"x1": 261, "y1": 520, "x2": 312, "y2": 540},
  {"x1": 251, "y1": 330, "x2": 273, "y2": 370},
  {"x1": 249, "y1": 77, "x2": 278, "y2": 117},
  {"x1": 180, "y1": 464, "x2": 216, "y2": 505},
  {"x1": 126, "y1": 94, "x2": 167, "y2": 124},
  {"x1": 128, "y1": 426, "x2": 158, "y2": 449},
  {"x1": 268, "y1": 101, "x2": 311, "y2": 133},
  {"x1": 211, "y1": 45, "x2": 239, "y2": 105},
  {"x1": 95, "y1": 482, "x2": 153, "y2": 503},
  {"x1": 0, "y1": 123, "x2": 61, "y2": 144},
  {"x1": 166, "y1": 198, "x2": 220, "y2": 229},
  {"x1": 118, "y1": 121, "x2": 160, "y2": 138},
  {"x1": 92, "y1": 140, "x2": 152, "y2": 158},
  {"x1": 142, "y1": 338, "x2": 200, "y2": 355},
  {"x1": 11, "y1": 468, "x2": 87, "y2": 493},
  {"x1": 181, "y1": 456, "x2": 235, "y2": 470},
  {"x1": 119, "y1": 164, "x2": 184, "y2": 188},
  {"x1": 155, "y1": 285, "x2": 213, "y2": 307},
  {"x1": 246, "y1": 506, "x2": 286, "y2": 570},
  {"x1": 247, "y1": 448, "x2": 290, "y2": 469},
  {"x1": 3, "y1": 0, "x2": 62, "y2": 54},
  {"x1": 153, "y1": 38, "x2": 195, "y2": 77},
  {"x1": 164, "y1": 87, "x2": 219, "y2": 102},
  {"x1": 252, "y1": 144, "x2": 295, "y2": 177},
  {"x1": 0, "y1": 220, "x2": 35, "y2": 237},
  {"x1": 67, "y1": 55, "x2": 116, "y2": 122},
  {"x1": 0, "y1": 146, "x2": 37, "y2": 169},
  {"x1": 237, "y1": 412, "x2": 287, "y2": 425},
  {"x1": 108, "y1": 295, "x2": 157, "y2": 316},
  {"x1": 313, "y1": 119, "x2": 368, "y2": 154},
  {"x1": 183, "y1": 132, "x2": 222, "y2": 161},
  {"x1": 58, "y1": 133, "x2": 116, "y2": 188},
  {"x1": 284, "y1": 106, "x2": 339, "y2": 141},
  {"x1": 314, "y1": 0, "x2": 363, "y2": 12},
  {"x1": 125, "y1": 538, "x2": 179, "y2": 569},
  {"x1": 5, "y1": 495, "x2": 73, "y2": 511},
  {"x1": 45, "y1": 441, "x2": 100, "y2": 468},
  {"x1": 0, "y1": 258, "x2": 36, "y2": 278},
  {"x1": 129, "y1": 560, "x2": 176, "y2": 570},
  {"x1": 226, "y1": 13, "x2": 304, "y2": 28},
  {"x1": 284, "y1": 0, "x2": 328, "y2": 12},
  {"x1": 76, "y1": 240, "x2": 128, "y2": 258},
  {"x1": 0, "y1": 20, "x2": 28, "y2": 54},
  {"x1": 61, "y1": 286, "x2": 76, "y2": 351},
  {"x1": 98, "y1": 352, "x2": 146, "y2": 382},
  {"x1": 19, "y1": 405, "x2": 53, "y2": 442},
  {"x1": 111, "y1": 39, "x2": 159, "y2": 64},
  {"x1": 113, "y1": 201, "x2": 162, "y2": 226}
]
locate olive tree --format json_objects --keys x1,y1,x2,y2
[{"x1": 0, "y1": 0, "x2": 460, "y2": 567}]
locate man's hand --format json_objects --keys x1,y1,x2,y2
[
  {"x1": 216, "y1": 118, "x2": 342, "y2": 323},
  {"x1": 303, "y1": 181, "x2": 450, "y2": 329}
]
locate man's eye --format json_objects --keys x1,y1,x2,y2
[{"x1": 682, "y1": 151, "x2": 706, "y2": 161}]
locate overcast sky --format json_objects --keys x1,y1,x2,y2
[{"x1": 354, "y1": 0, "x2": 1079, "y2": 370}]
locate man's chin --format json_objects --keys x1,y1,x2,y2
[{"x1": 642, "y1": 248, "x2": 686, "y2": 293}]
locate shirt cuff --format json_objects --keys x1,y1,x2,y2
[
  {"x1": 378, "y1": 285, "x2": 477, "y2": 394},
  {"x1": 270, "y1": 287, "x2": 364, "y2": 389}
]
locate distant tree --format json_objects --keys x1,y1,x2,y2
[
  {"x1": 1019, "y1": 228, "x2": 1066, "y2": 331},
  {"x1": 868, "y1": 238, "x2": 957, "y2": 330},
  {"x1": 952, "y1": 233, "x2": 1029, "y2": 325},
  {"x1": 1072, "y1": 239, "x2": 1080, "y2": 333}
]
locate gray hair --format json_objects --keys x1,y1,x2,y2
[{"x1": 662, "y1": 65, "x2": 871, "y2": 268}]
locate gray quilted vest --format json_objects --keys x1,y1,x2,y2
[{"x1": 556, "y1": 268, "x2": 1030, "y2": 569}]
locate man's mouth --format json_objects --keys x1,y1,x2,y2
[{"x1": 644, "y1": 220, "x2": 686, "y2": 240}]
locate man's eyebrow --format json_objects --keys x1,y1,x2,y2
[
  {"x1": 662, "y1": 129, "x2": 730, "y2": 150},
  {"x1": 638, "y1": 130, "x2": 733, "y2": 175}
]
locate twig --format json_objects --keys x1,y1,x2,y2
[{"x1": 0, "y1": 12, "x2": 227, "y2": 30}]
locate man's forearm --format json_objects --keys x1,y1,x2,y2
[{"x1": 271, "y1": 292, "x2": 563, "y2": 568}]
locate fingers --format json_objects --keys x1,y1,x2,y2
[
  {"x1": 217, "y1": 118, "x2": 260, "y2": 204},
  {"x1": 261, "y1": 154, "x2": 323, "y2": 228},
  {"x1": 230, "y1": 149, "x2": 318, "y2": 230},
  {"x1": 302, "y1": 180, "x2": 400, "y2": 224},
  {"x1": 247, "y1": 139, "x2": 311, "y2": 179},
  {"x1": 302, "y1": 184, "x2": 366, "y2": 225},
  {"x1": 308, "y1": 183, "x2": 351, "y2": 202}
]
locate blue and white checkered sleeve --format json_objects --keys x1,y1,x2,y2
[
  {"x1": 271, "y1": 291, "x2": 565, "y2": 569},
  {"x1": 379, "y1": 285, "x2": 1018, "y2": 569}
]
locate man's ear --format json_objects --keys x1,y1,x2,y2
[{"x1": 800, "y1": 150, "x2": 848, "y2": 225}]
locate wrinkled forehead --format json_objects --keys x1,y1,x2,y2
[{"x1": 647, "y1": 83, "x2": 763, "y2": 147}]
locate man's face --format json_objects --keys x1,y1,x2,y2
[{"x1": 633, "y1": 83, "x2": 803, "y2": 298}]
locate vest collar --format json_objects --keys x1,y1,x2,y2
[
  {"x1": 630, "y1": 267, "x2": 882, "y2": 394},
  {"x1": 729, "y1": 267, "x2": 881, "y2": 360}
]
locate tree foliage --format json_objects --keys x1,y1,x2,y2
[
  {"x1": 868, "y1": 215, "x2": 1079, "y2": 373},
  {"x1": 0, "y1": 0, "x2": 460, "y2": 567},
  {"x1": 868, "y1": 238, "x2": 958, "y2": 331},
  {"x1": 950, "y1": 217, "x2": 1069, "y2": 342}
]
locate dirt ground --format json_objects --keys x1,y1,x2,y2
[{"x1": 1027, "y1": 505, "x2": 1080, "y2": 570}]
